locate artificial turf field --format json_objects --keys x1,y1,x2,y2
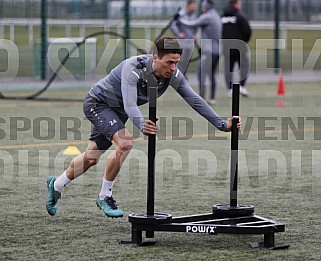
[{"x1": 0, "y1": 81, "x2": 321, "y2": 260}]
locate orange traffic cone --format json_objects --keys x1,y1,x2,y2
[
  {"x1": 277, "y1": 74, "x2": 285, "y2": 96},
  {"x1": 275, "y1": 74, "x2": 286, "y2": 107}
]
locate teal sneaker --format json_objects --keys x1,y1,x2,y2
[
  {"x1": 46, "y1": 176, "x2": 61, "y2": 216},
  {"x1": 96, "y1": 196, "x2": 123, "y2": 218}
]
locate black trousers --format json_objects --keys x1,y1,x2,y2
[
  {"x1": 198, "y1": 52, "x2": 220, "y2": 99},
  {"x1": 223, "y1": 50, "x2": 250, "y2": 90}
]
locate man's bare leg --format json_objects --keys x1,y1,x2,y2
[{"x1": 97, "y1": 128, "x2": 133, "y2": 218}]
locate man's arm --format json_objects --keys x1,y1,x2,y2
[
  {"x1": 121, "y1": 60, "x2": 145, "y2": 132},
  {"x1": 178, "y1": 14, "x2": 206, "y2": 28},
  {"x1": 173, "y1": 76, "x2": 228, "y2": 131},
  {"x1": 239, "y1": 14, "x2": 252, "y2": 43},
  {"x1": 171, "y1": 17, "x2": 182, "y2": 37}
]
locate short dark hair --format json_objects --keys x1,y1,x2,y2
[
  {"x1": 201, "y1": 0, "x2": 214, "y2": 9},
  {"x1": 229, "y1": 0, "x2": 239, "y2": 5},
  {"x1": 153, "y1": 37, "x2": 183, "y2": 59},
  {"x1": 187, "y1": 0, "x2": 196, "y2": 5}
]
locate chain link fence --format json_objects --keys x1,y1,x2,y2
[
  {"x1": 1, "y1": 0, "x2": 321, "y2": 22},
  {"x1": 1, "y1": 0, "x2": 321, "y2": 79}
]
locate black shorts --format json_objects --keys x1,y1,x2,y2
[{"x1": 83, "y1": 94, "x2": 128, "y2": 151}]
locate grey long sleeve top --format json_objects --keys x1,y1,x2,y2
[
  {"x1": 171, "y1": 8, "x2": 198, "y2": 39},
  {"x1": 178, "y1": 8, "x2": 222, "y2": 55},
  {"x1": 88, "y1": 55, "x2": 227, "y2": 132}
]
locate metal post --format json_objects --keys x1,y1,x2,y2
[
  {"x1": 274, "y1": 0, "x2": 280, "y2": 73},
  {"x1": 285, "y1": 0, "x2": 289, "y2": 21},
  {"x1": 230, "y1": 83, "x2": 240, "y2": 207},
  {"x1": 147, "y1": 87, "x2": 157, "y2": 217},
  {"x1": 243, "y1": 0, "x2": 250, "y2": 20},
  {"x1": 41, "y1": 0, "x2": 48, "y2": 80},
  {"x1": 124, "y1": 0, "x2": 131, "y2": 59},
  {"x1": 306, "y1": 0, "x2": 311, "y2": 22},
  {"x1": 25, "y1": 0, "x2": 30, "y2": 18},
  {"x1": 0, "y1": 1, "x2": 3, "y2": 18}
]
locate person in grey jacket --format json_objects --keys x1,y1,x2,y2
[
  {"x1": 221, "y1": 0, "x2": 252, "y2": 97},
  {"x1": 45, "y1": 37, "x2": 241, "y2": 219},
  {"x1": 177, "y1": 0, "x2": 222, "y2": 105},
  {"x1": 170, "y1": 0, "x2": 197, "y2": 76}
]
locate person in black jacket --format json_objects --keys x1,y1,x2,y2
[{"x1": 221, "y1": 0, "x2": 252, "y2": 97}]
